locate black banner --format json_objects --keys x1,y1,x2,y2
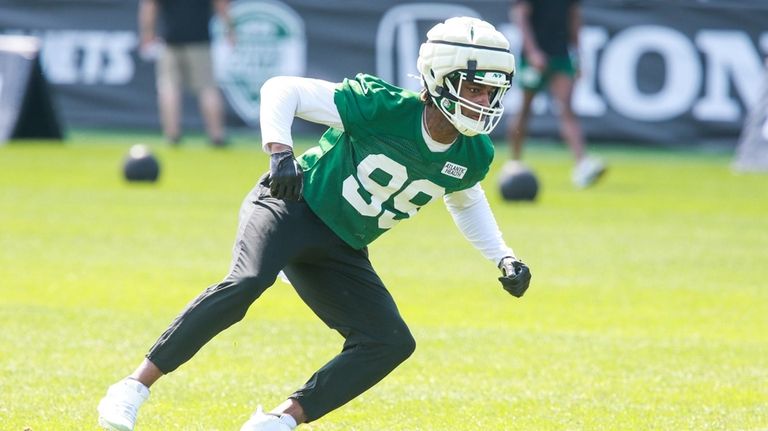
[{"x1": 1, "y1": 0, "x2": 767, "y2": 145}]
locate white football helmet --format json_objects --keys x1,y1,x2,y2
[{"x1": 417, "y1": 17, "x2": 516, "y2": 136}]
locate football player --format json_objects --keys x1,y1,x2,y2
[{"x1": 98, "y1": 16, "x2": 531, "y2": 431}]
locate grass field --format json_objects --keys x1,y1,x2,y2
[{"x1": 1, "y1": 131, "x2": 767, "y2": 431}]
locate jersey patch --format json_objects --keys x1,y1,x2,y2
[{"x1": 441, "y1": 162, "x2": 468, "y2": 179}]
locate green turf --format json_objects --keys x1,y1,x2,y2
[{"x1": 1, "y1": 131, "x2": 767, "y2": 430}]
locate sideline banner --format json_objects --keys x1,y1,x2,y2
[{"x1": 0, "y1": 0, "x2": 767, "y2": 145}]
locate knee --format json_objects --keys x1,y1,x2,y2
[
  {"x1": 231, "y1": 274, "x2": 274, "y2": 299},
  {"x1": 384, "y1": 328, "x2": 416, "y2": 364}
]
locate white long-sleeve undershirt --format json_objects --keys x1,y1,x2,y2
[
  {"x1": 259, "y1": 76, "x2": 342, "y2": 150},
  {"x1": 259, "y1": 76, "x2": 514, "y2": 264}
]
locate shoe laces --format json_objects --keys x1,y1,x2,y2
[
  {"x1": 105, "y1": 381, "x2": 146, "y2": 424},
  {"x1": 111, "y1": 395, "x2": 140, "y2": 423}
]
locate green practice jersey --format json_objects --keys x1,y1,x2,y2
[{"x1": 296, "y1": 74, "x2": 495, "y2": 249}]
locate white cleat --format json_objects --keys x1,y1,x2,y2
[
  {"x1": 97, "y1": 378, "x2": 150, "y2": 431},
  {"x1": 572, "y1": 156, "x2": 607, "y2": 188},
  {"x1": 240, "y1": 406, "x2": 297, "y2": 431}
]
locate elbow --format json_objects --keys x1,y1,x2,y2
[
  {"x1": 259, "y1": 76, "x2": 299, "y2": 115},
  {"x1": 445, "y1": 198, "x2": 479, "y2": 215},
  {"x1": 260, "y1": 76, "x2": 288, "y2": 94},
  {"x1": 261, "y1": 76, "x2": 304, "y2": 99},
  {"x1": 260, "y1": 76, "x2": 302, "y2": 109},
  {"x1": 443, "y1": 195, "x2": 467, "y2": 212}
]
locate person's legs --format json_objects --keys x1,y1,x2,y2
[
  {"x1": 272, "y1": 250, "x2": 416, "y2": 423},
  {"x1": 550, "y1": 74, "x2": 606, "y2": 187},
  {"x1": 198, "y1": 86, "x2": 226, "y2": 146},
  {"x1": 156, "y1": 46, "x2": 183, "y2": 144},
  {"x1": 508, "y1": 54, "x2": 546, "y2": 161},
  {"x1": 549, "y1": 74, "x2": 585, "y2": 161},
  {"x1": 508, "y1": 89, "x2": 537, "y2": 160},
  {"x1": 186, "y1": 43, "x2": 226, "y2": 146},
  {"x1": 146, "y1": 195, "x2": 313, "y2": 375},
  {"x1": 549, "y1": 73, "x2": 607, "y2": 187},
  {"x1": 99, "y1": 182, "x2": 322, "y2": 430},
  {"x1": 128, "y1": 358, "x2": 164, "y2": 388}
]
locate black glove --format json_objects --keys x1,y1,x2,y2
[
  {"x1": 498, "y1": 257, "x2": 531, "y2": 298},
  {"x1": 269, "y1": 150, "x2": 303, "y2": 200}
]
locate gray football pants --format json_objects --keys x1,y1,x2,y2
[{"x1": 146, "y1": 180, "x2": 415, "y2": 421}]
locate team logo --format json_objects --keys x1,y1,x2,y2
[
  {"x1": 211, "y1": 0, "x2": 306, "y2": 126},
  {"x1": 441, "y1": 162, "x2": 467, "y2": 179}
]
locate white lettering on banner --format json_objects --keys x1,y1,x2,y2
[
  {"x1": 601, "y1": 25, "x2": 701, "y2": 121},
  {"x1": 377, "y1": 8, "x2": 768, "y2": 124},
  {"x1": 694, "y1": 31, "x2": 764, "y2": 121},
  {"x1": 573, "y1": 26, "x2": 608, "y2": 117},
  {"x1": 576, "y1": 25, "x2": 766, "y2": 122},
  {"x1": 41, "y1": 30, "x2": 137, "y2": 85}
]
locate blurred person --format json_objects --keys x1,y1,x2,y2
[
  {"x1": 138, "y1": 0, "x2": 234, "y2": 147},
  {"x1": 763, "y1": 57, "x2": 768, "y2": 142},
  {"x1": 733, "y1": 56, "x2": 768, "y2": 172},
  {"x1": 506, "y1": 0, "x2": 606, "y2": 188},
  {"x1": 97, "y1": 17, "x2": 531, "y2": 431}
]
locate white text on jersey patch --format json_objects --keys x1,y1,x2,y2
[{"x1": 441, "y1": 162, "x2": 467, "y2": 179}]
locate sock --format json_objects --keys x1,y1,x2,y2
[
  {"x1": 279, "y1": 414, "x2": 298, "y2": 429},
  {"x1": 124, "y1": 377, "x2": 150, "y2": 393}
]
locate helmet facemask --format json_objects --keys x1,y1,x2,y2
[
  {"x1": 432, "y1": 69, "x2": 511, "y2": 137},
  {"x1": 416, "y1": 17, "x2": 517, "y2": 137}
]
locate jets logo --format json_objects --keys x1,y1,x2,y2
[
  {"x1": 211, "y1": 0, "x2": 306, "y2": 126},
  {"x1": 486, "y1": 72, "x2": 506, "y2": 80}
]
